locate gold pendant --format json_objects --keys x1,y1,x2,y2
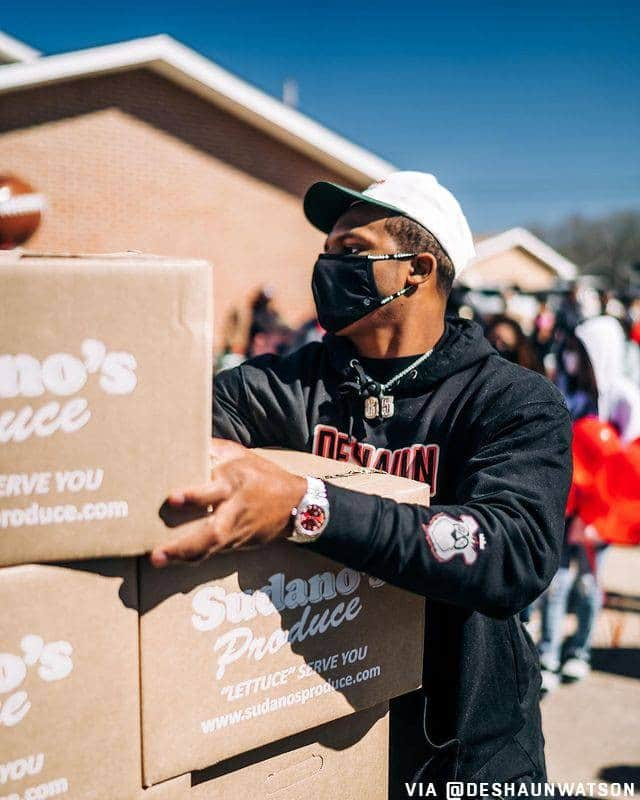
[
  {"x1": 364, "y1": 396, "x2": 379, "y2": 419},
  {"x1": 364, "y1": 395, "x2": 394, "y2": 420},
  {"x1": 380, "y1": 395, "x2": 394, "y2": 418}
]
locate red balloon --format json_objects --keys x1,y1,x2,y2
[
  {"x1": 596, "y1": 443, "x2": 640, "y2": 545},
  {"x1": 568, "y1": 419, "x2": 640, "y2": 545},
  {"x1": 571, "y1": 417, "x2": 621, "y2": 490},
  {"x1": 574, "y1": 484, "x2": 610, "y2": 528},
  {"x1": 600, "y1": 443, "x2": 640, "y2": 504}
]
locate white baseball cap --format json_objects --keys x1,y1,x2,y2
[{"x1": 304, "y1": 170, "x2": 475, "y2": 276}]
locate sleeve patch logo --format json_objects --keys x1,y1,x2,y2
[{"x1": 423, "y1": 513, "x2": 486, "y2": 565}]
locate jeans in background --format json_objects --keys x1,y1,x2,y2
[{"x1": 538, "y1": 543, "x2": 609, "y2": 670}]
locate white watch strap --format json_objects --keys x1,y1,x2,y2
[{"x1": 305, "y1": 476, "x2": 327, "y2": 502}]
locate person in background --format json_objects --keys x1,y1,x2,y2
[
  {"x1": 553, "y1": 334, "x2": 599, "y2": 421},
  {"x1": 555, "y1": 284, "x2": 583, "y2": 334},
  {"x1": 246, "y1": 287, "x2": 292, "y2": 358},
  {"x1": 537, "y1": 330, "x2": 599, "y2": 692},
  {"x1": 249, "y1": 286, "x2": 280, "y2": 331},
  {"x1": 485, "y1": 314, "x2": 545, "y2": 374},
  {"x1": 532, "y1": 297, "x2": 556, "y2": 364},
  {"x1": 538, "y1": 315, "x2": 640, "y2": 691},
  {"x1": 577, "y1": 316, "x2": 640, "y2": 443},
  {"x1": 246, "y1": 316, "x2": 292, "y2": 358}
]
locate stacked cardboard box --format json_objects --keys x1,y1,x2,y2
[
  {"x1": 0, "y1": 252, "x2": 212, "y2": 565},
  {"x1": 0, "y1": 559, "x2": 392, "y2": 800},
  {"x1": 0, "y1": 559, "x2": 142, "y2": 799},
  {"x1": 0, "y1": 253, "x2": 427, "y2": 799}
]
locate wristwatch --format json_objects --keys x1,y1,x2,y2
[{"x1": 288, "y1": 476, "x2": 330, "y2": 543}]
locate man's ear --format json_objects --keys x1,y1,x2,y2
[{"x1": 407, "y1": 253, "x2": 437, "y2": 286}]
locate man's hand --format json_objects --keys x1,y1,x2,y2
[{"x1": 150, "y1": 439, "x2": 307, "y2": 567}]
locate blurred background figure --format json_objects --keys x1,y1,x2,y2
[
  {"x1": 532, "y1": 297, "x2": 556, "y2": 364},
  {"x1": 577, "y1": 316, "x2": 640, "y2": 444},
  {"x1": 246, "y1": 287, "x2": 292, "y2": 358},
  {"x1": 485, "y1": 314, "x2": 545, "y2": 373},
  {"x1": 216, "y1": 287, "x2": 293, "y2": 370},
  {"x1": 555, "y1": 283, "x2": 583, "y2": 333},
  {"x1": 248, "y1": 286, "x2": 278, "y2": 332},
  {"x1": 553, "y1": 333, "x2": 599, "y2": 421},
  {"x1": 246, "y1": 316, "x2": 292, "y2": 358},
  {"x1": 537, "y1": 326, "x2": 600, "y2": 692},
  {"x1": 537, "y1": 314, "x2": 640, "y2": 694}
]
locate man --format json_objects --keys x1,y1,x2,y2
[{"x1": 151, "y1": 172, "x2": 573, "y2": 795}]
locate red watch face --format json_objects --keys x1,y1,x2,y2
[{"x1": 299, "y1": 504, "x2": 326, "y2": 532}]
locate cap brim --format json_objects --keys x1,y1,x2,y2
[{"x1": 303, "y1": 181, "x2": 404, "y2": 234}]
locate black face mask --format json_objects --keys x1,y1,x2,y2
[{"x1": 312, "y1": 252, "x2": 417, "y2": 334}]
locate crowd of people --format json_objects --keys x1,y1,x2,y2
[
  {"x1": 218, "y1": 279, "x2": 640, "y2": 697},
  {"x1": 470, "y1": 285, "x2": 640, "y2": 695}
]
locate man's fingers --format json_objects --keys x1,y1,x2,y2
[
  {"x1": 151, "y1": 517, "x2": 222, "y2": 567},
  {"x1": 151, "y1": 500, "x2": 244, "y2": 567},
  {"x1": 149, "y1": 549, "x2": 170, "y2": 568},
  {"x1": 167, "y1": 476, "x2": 231, "y2": 509},
  {"x1": 209, "y1": 498, "x2": 246, "y2": 549}
]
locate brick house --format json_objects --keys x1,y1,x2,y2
[{"x1": 0, "y1": 33, "x2": 391, "y2": 346}]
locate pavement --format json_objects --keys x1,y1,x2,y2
[{"x1": 535, "y1": 546, "x2": 640, "y2": 796}]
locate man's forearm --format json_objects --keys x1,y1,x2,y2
[{"x1": 309, "y1": 481, "x2": 565, "y2": 619}]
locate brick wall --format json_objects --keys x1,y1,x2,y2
[{"x1": 0, "y1": 69, "x2": 360, "y2": 346}]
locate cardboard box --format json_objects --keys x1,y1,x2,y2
[
  {"x1": 137, "y1": 705, "x2": 388, "y2": 800},
  {"x1": 138, "y1": 775, "x2": 192, "y2": 800},
  {"x1": 254, "y1": 446, "x2": 433, "y2": 490},
  {"x1": 0, "y1": 252, "x2": 212, "y2": 566},
  {"x1": 140, "y1": 450, "x2": 426, "y2": 784},
  {"x1": 0, "y1": 559, "x2": 141, "y2": 800},
  {"x1": 188, "y1": 703, "x2": 389, "y2": 800}
]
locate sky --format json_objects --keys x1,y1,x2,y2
[{"x1": 3, "y1": 0, "x2": 639, "y2": 232}]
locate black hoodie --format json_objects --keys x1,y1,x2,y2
[{"x1": 213, "y1": 317, "x2": 573, "y2": 792}]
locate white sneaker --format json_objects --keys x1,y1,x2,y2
[
  {"x1": 561, "y1": 657, "x2": 591, "y2": 683},
  {"x1": 540, "y1": 668, "x2": 560, "y2": 694},
  {"x1": 539, "y1": 653, "x2": 560, "y2": 673}
]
